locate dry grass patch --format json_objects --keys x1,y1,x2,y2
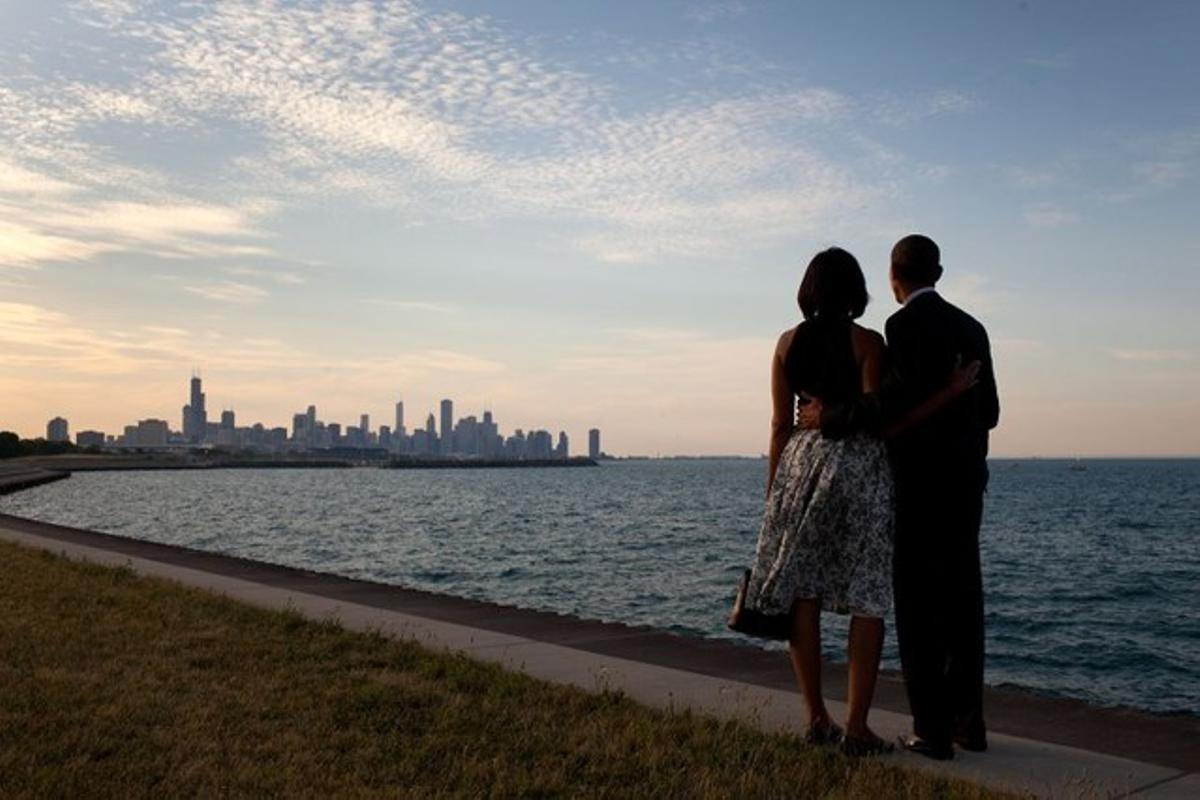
[{"x1": 0, "y1": 540, "x2": 1013, "y2": 797}]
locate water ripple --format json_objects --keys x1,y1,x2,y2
[{"x1": 2, "y1": 458, "x2": 1197, "y2": 715}]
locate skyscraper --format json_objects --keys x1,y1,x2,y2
[
  {"x1": 182, "y1": 375, "x2": 207, "y2": 444},
  {"x1": 528, "y1": 429, "x2": 553, "y2": 459},
  {"x1": 425, "y1": 412, "x2": 438, "y2": 452},
  {"x1": 136, "y1": 419, "x2": 169, "y2": 447},
  {"x1": 217, "y1": 410, "x2": 237, "y2": 447},
  {"x1": 360, "y1": 413, "x2": 370, "y2": 437},
  {"x1": 588, "y1": 428, "x2": 601, "y2": 459},
  {"x1": 395, "y1": 400, "x2": 405, "y2": 435},
  {"x1": 556, "y1": 431, "x2": 569, "y2": 459},
  {"x1": 75, "y1": 430, "x2": 105, "y2": 448},
  {"x1": 292, "y1": 413, "x2": 307, "y2": 442},
  {"x1": 480, "y1": 410, "x2": 499, "y2": 458},
  {"x1": 46, "y1": 417, "x2": 69, "y2": 442},
  {"x1": 440, "y1": 399, "x2": 453, "y2": 454}
]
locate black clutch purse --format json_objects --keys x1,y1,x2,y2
[{"x1": 727, "y1": 569, "x2": 792, "y2": 641}]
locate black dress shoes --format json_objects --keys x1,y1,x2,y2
[
  {"x1": 953, "y1": 732, "x2": 988, "y2": 752},
  {"x1": 896, "y1": 734, "x2": 954, "y2": 761},
  {"x1": 953, "y1": 720, "x2": 988, "y2": 752}
]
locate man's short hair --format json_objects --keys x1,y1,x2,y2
[{"x1": 891, "y1": 234, "x2": 944, "y2": 287}]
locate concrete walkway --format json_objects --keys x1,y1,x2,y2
[{"x1": 0, "y1": 513, "x2": 1195, "y2": 799}]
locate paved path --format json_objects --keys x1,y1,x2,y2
[{"x1": 0, "y1": 512, "x2": 1195, "y2": 798}]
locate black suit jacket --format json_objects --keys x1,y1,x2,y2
[{"x1": 822, "y1": 291, "x2": 999, "y2": 493}]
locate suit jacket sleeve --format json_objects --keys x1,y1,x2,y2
[{"x1": 977, "y1": 327, "x2": 1000, "y2": 431}]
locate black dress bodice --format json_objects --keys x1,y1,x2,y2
[{"x1": 783, "y1": 318, "x2": 862, "y2": 406}]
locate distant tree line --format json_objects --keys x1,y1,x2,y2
[{"x1": 0, "y1": 432, "x2": 79, "y2": 459}]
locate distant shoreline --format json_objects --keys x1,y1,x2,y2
[
  {"x1": 383, "y1": 457, "x2": 597, "y2": 469},
  {"x1": 4, "y1": 454, "x2": 1199, "y2": 475},
  {"x1": 0, "y1": 453, "x2": 600, "y2": 472}
]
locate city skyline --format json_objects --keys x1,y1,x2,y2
[
  {"x1": 2, "y1": 2, "x2": 1200, "y2": 457},
  {"x1": 30, "y1": 374, "x2": 600, "y2": 460}
]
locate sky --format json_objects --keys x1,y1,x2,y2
[{"x1": 1, "y1": 0, "x2": 1198, "y2": 457}]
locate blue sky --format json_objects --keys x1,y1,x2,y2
[{"x1": 1, "y1": 0, "x2": 1198, "y2": 456}]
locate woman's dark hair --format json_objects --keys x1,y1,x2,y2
[{"x1": 797, "y1": 247, "x2": 869, "y2": 321}]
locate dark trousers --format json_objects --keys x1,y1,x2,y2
[{"x1": 893, "y1": 482, "x2": 986, "y2": 745}]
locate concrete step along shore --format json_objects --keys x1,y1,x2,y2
[
  {"x1": 0, "y1": 508, "x2": 1195, "y2": 798},
  {"x1": 0, "y1": 468, "x2": 70, "y2": 496}
]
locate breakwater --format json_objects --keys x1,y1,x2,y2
[{"x1": 0, "y1": 468, "x2": 69, "y2": 496}]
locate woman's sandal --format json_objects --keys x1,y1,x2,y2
[
  {"x1": 841, "y1": 733, "x2": 895, "y2": 757},
  {"x1": 803, "y1": 721, "x2": 844, "y2": 747}
]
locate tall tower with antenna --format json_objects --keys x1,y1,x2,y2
[{"x1": 182, "y1": 371, "x2": 208, "y2": 444}]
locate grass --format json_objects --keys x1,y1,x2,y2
[{"x1": 0, "y1": 540, "x2": 1012, "y2": 798}]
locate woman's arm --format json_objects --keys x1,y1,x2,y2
[
  {"x1": 884, "y1": 357, "x2": 980, "y2": 439},
  {"x1": 856, "y1": 328, "x2": 885, "y2": 395},
  {"x1": 766, "y1": 332, "x2": 796, "y2": 498}
]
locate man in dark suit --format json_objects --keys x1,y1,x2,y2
[{"x1": 802, "y1": 234, "x2": 1000, "y2": 760}]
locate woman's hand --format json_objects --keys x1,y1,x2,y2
[{"x1": 796, "y1": 392, "x2": 823, "y2": 430}]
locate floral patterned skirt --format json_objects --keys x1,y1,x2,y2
[{"x1": 743, "y1": 429, "x2": 895, "y2": 624}]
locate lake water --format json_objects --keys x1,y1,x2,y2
[{"x1": 3, "y1": 458, "x2": 1197, "y2": 716}]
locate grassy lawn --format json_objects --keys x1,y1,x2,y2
[{"x1": 0, "y1": 540, "x2": 1009, "y2": 798}]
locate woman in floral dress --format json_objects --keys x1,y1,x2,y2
[{"x1": 731, "y1": 247, "x2": 975, "y2": 756}]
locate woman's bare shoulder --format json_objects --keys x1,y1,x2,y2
[
  {"x1": 775, "y1": 326, "x2": 797, "y2": 357},
  {"x1": 850, "y1": 323, "x2": 886, "y2": 354}
]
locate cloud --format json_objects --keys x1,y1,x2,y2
[
  {"x1": 0, "y1": 298, "x2": 516, "y2": 435},
  {"x1": 365, "y1": 299, "x2": 454, "y2": 313},
  {"x1": 0, "y1": 219, "x2": 104, "y2": 267},
  {"x1": 928, "y1": 90, "x2": 979, "y2": 115},
  {"x1": 555, "y1": 327, "x2": 770, "y2": 381},
  {"x1": 0, "y1": 1, "x2": 998, "y2": 276},
  {"x1": 140, "y1": 325, "x2": 189, "y2": 337},
  {"x1": 0, "y1": 157, "x2": 78, "y2": 196},
  {"x1": 994, "y1": 338, "x2": 1043, "y2": 356},
  {"x1": 224, "y1": 266, "x2": 306, "y2": 285},
  {"x1": 1007, "y1": 166, "x2": 1062, "y2": 189},
  {"x1": 0, "y1": 299, "x2": 500, "y2": 380},
  {"x1": 686, "y1": 2, "x2": 748, "y2": 24},
  {"x1": 1021, "y1": 52, "x2": 1075, "y2": 70},
  {"x1": 1134, "y1": 160, "x2": 1188, "y2": 189},
  {"x1": 0, "y1": 200, "x2": 273, "y2": 267},
  {"x1": 0, "y1": 291, "x2": 495, "y2": 375},
  {"x1": 372, "y1": 350, "x2": 505, "y2": 376},
  {"x1": 874, "y1": 90, "x2": 980, "y2": 127},
  {"x1": 938, "y1": 272, "x2": 999, "y2": 313},
  {"x1": 1110, "y1": 128, "x2": 1200, "y2": 201},
  {"x1": 183, "y1": 281, "x2": 269, "y2": 304},
  {"x1": 0, "y1": 301, "x2": 183, "y2": 374},
  {"x1": 0, "y1": 1, "x2": 895, "y2": 265},
  {"x1": 1110, "y1": 349, "x2": 1193, "y2": 363},
  {"x1": 1023, "y1": 204, "x2": 1080, "y2": 229},
  {"x1": 0, "y1": 143, "x2": 275, "y2": 267}
]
